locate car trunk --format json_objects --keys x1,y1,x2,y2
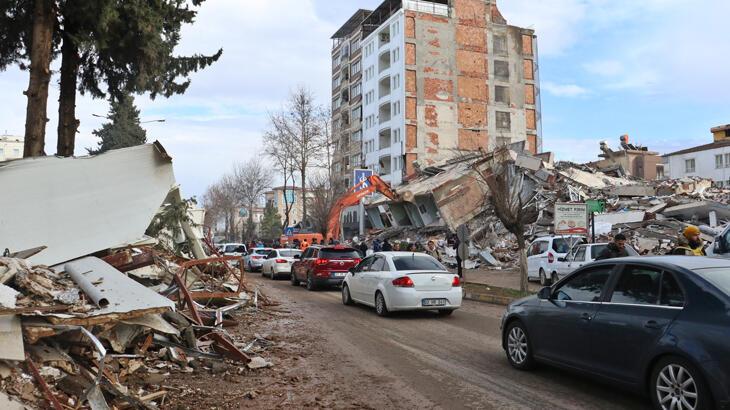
[
  {"x1": 406, "y1": 272, "x2": 454, "y2": 291},
  {"x1": 315, "y1": 249, "x2": 361, "y2": 275}
]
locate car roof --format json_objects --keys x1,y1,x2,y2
[
  {"x1": 374, "y1": 251, "x2": 434, "y2": 258},
  {"x1": 591, "y1": 256, "x2": 730, "y2": 271}
]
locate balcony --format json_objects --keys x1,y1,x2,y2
[
  {"x1": 378, "y1": 51, "x2": 391, "y2": 73},
  {"x1": 379, "y1": 102, "x2": 392, "y2": 125},
  {"x1": 379, "y1": 26, "x2": 391, "y2": 48},
  {"x1": 379, "y1": 128, "x2": 391, "y2": 150},
  {"x1": 378, "y1": 76, "x2": 391, "y2": 99},
  {"x1": 378, "y1": 155, "x2": 392, "y2": 176}
]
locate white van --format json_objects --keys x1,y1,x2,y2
[{"x1": 526, "y1": 236, "x2": 584, "y2": 285}]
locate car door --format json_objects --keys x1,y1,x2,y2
[
  {"x1": 565, "y1": 246, "x2": 587, "y2": 274},
  {"x1": 363, "y1": 256, "x2": 387, "y2": 299},
  {"x1": 527, "y1": 241, "x2": 543, "y2": 278},
  {"x1": 530, "y1": 264, "x2": 616, "y2": 369},
  {"x1": 350, "y1": 256, "x2": 374, "y2": 302},
  {"x1": 590, "y1": 265, "x2": 684, "y2": 383},
  {"x1": 294, "y1": 248, "x2": 312, "y2": 280}
]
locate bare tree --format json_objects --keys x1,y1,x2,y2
[
  {"x1": 307, "y1": 171, "x2": 339, "y2": 237},
  {"x1": 269, "y1": 86, "x2": 326, "y2": 225},
  {"x1": 231, "y1": 158, "x2": 273, "y2": 241},
  {"x1": 201, "y1": 177, "x2": 239, "y2": 241},
  {"x1": 263, "y1": 121, "x2": 297, "y2": 228}
]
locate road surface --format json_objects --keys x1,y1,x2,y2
[{"x1": 251, "y1": 274, "x2": 651, "y2": 409}]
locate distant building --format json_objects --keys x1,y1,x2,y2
[
  {"x1": 663, "y1": 124, "x2": 730, "y2": 186},
  {"x1": 589, "y1": 135, "x2": 663, "y2": 180},
  {"x1": 0, "y1": 134, "x2": 23, "y2": 161},
  {"x1": 264, "y1": 186, "x2": 315, "y2": 228}
]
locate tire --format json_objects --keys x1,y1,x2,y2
[
  {"x1": 539, "y1": 269, "x2": 548, "y2": 286},
  {"x1": 551, "y1": 272, "x2": 559, "y2": 285},
  {"x1": 438, "y1": 309, "x2": 454, "y2": 316},
  {"x1": 306, "y1": 274, "x2": 317, "y2": 291},
  {"x1": 342, "y1": 284, "x2": 354, "y2": 306},
  {"x1": 290, "y1": 272, "x2": 300, "y2": 286},
  {"x1": 504, "y1": 321, "x2": 536, "y2": 370},
  {"x1": 375, "y1": 291, "x2": 389, "y2": 317},
  {"x1": 650, "y1": 356, "x2": 713, "y2": 410}
]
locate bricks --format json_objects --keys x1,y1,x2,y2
[
  {"x1": 453, "y1": 0, "x2": 487, "y2": 28},
  {"x1": 522, "y1": 34, "x2": 533, "y2": 55},
  {"x1": 523, "y1": 59, "x2": 534, "y2": 80},
  {"x1": 405, "y1": 70, "x2": 417, "y2": 93},
  {"x1": 424, "y1": 78, "x2": 453, "y2": 101},
  {"x1": 406, "y1": 124, "x2": 417, "y2": 149},
  {"x1": 416, "y1": 13, "x2": 449, "y2": 24},
  {"x1": 428, "y1": 132, "x2": 439, "y2": 145},
  {"x1": 425, "y1": 106, "x2": 439, "y2": 127},
  {"x1": 525, "y1": 84, "x2": 535, "y2": 105},
  {"x1": 405, "y1": 153, "x2": 418, "y2": 176},
  {"x1": 526, "y1": 108, "x2": 537, "y2": 130},
  {"x1": 458, "y1": 129, "x2": 488, "y2": 150},
  {"x1": 456, "y1": 24, "x2": 486, "y2": 53},
  {"x1": 458, "y1": 76, "x2": 487, "y2": 102},
  {"x1": 456, "y1": 50, "x2": 487, "y2": 78},
  {"x1": 526, "y1": 134, "x2": 537, "y2": 154},
  {"x1": 405, "y1": 43, "x2": 416, "y2": 65},
  {"x1": 458, "y1": 103, "x2": 487, "y2": 128},
  {"x1": 406, "y1": 97, "x2": 417, "y2": 120},
  {"x1": 405, "y1": 16, "x2": 416, "y2": 38}
]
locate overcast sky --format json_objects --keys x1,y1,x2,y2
[{"x1": 0, "y1": 0, "x2": 728, "y2": 198}]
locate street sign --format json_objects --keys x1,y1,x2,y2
[
  {"x1": 353, "y1": 169, "x2": 373, "y2": 192},
  {"x1": 586, "y1": 199, "x2": 605, "y2": 213},
  {"x1": 554, "y1": 203, "x2": 588, "y2": 235},
  {"x1": 284, "y1": 227, "x2": 294, "y2": 237}
]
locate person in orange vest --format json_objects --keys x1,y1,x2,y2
[
  {"x1": 671, "y1": 225, "x2": 706, "y2": 256},
  {"x1": 300, "y1": 239, "x2": 309, "y2": 251}
]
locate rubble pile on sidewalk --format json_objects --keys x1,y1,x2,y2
[
  {"x1": 361, "y1": 146, "x2": 730, "y2": 270},
  {"x1": 0, "y1": 143, "x2": 274, "y2": 409}
]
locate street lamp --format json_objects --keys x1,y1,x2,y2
[{"x1": 92, "y1": 113, "x2": 165, "y2": 123}]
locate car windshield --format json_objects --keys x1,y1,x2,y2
[
  {"x1": 692, "y1": 267, "x2": 730, "y2": 295},
  {"x1": 225, "y1": 245, "x2": 244, "y2": 253},
  {"x1": 279, "y1": 250, "x2": 301, "y2": 257},
  {"x1": 253, "y1": 249, "x2": 271, "y2": 255},
  {"x1": 552, "y1": 237, "x2": 583, "y2": 253},
  {"x1": 392, "y1": 255, "x2": 446, "y2": 271},
  {"x1": 319, "y1": 249, "x2": 360, "y2": 259},
  {"x1": 591, "y1": 245, "x2": 607, "y2": 259}
]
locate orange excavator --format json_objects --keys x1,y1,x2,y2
[{"x1": 327, "y1": 174, "x2": 398, "y2": 241}]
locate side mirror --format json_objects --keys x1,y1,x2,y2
[{"x1": 538, "y1": 286, "x2": 552, "y2": 300}]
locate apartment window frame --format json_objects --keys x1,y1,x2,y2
[
  {"x1": 350, "y1": 60, "x2": 361, "y2": 76},
  {"x1": 351, "y1": 83, "x2": 362, "y2": 98},
  {"x1": 493, "y1": 34, "x2": 508, "y2": 55},
  {"x1": 392, "y1": 47, "x2": 400, "y2": 63},
  {"x1": 494, "y1": 60, "x2": 510, "y2": 81},
  {"x1": 716, "y1": 154, "x2": 724, "y2": 169},
  {"x1": 351, "y1": 105, "x2": 362, "y2": 122},
  {"x1": 495, "y1": 85, "x2": 510, "y2": 104},
  {"x1": 685, "y1": 158, "x2": 696, "y2": 173},
  {"x1": 496, "y1": 111, "x2": 511, "y2": 131},
  {"x1": 725, "y1": 153, "x2": 730, "y2": 168}
]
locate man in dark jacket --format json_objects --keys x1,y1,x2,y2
[
  {"x1": 596, "y1": 233, "x2": 629, "y2": 260},
  {"x1": 382, "y1": 239, "x2": 393, "y2": 251}
]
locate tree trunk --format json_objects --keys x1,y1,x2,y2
[
  {"x1": 300, "y1": 169, "x2": 307, "y2": 226},
  {"x1": 56, "y1": 32, "x2": 80, "y2": 157},
  {"x1": 23, "y1": 0, "x2": 55, "y2": 157},
  {"x1": 516, "y1": 231, "x2": 528, "y2": 293}
]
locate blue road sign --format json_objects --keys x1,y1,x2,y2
[
  {"x1": 353, "y1": 169, "x2": 373, "y2": 192},
  {"x1": 284, "y1": 227, "x2": 294, "y2": 237}
]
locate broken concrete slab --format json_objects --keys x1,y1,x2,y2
[
  {"x1": 478, "y1": 251, "x2": 501, "y2": 267},
  {"x1": 515, "y1": 154, "x2": 542, "y2": 171},
  {"x1": 0, "y1": 142, "x2": 175, "y2": 267},
  {"x1": 609, "y1": 185, "x2": 656, "y2": 197},
  {"x1": 663, "y1": 201, "x2": 730, "y2": 222},
  {"x1": 595, "y1": 211, "x2": 647, "y2": 227}
]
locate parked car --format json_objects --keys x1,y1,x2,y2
[
  {"x1": 708, "y1": 224, "x2": 730, "y2": 258},
  {"x1": 261, "y1": 248, "x2": 302, "y2": 279},
  {"x1": 342, "y1": 252, "x2": 462, "y2": 317},
  {"x1": 554, "y1": 242, "x2": 639, "y2": 279},
  {"x1": 501, "y1": 256, "x2": 730, "y2": 410},
  {"x1": 527, "y1": 235, "x2": 585, "y2": 285},
  {"x1": 219, "y1": 243, "x2": 247, "y2": 265},
  {"x1": 244, "y1": 248, "x2": 273, "y2": 272},
  {"x1": 291, "y1": 245, "x2": 361, "y2": 290}
]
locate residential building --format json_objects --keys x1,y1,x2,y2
[
  {"x1": 0, "y1": 134, "x2": 23, "y2": 162},
  {"x1": 332, "y1": 0, "x2": 541, "y2": 189},
  {"x1": 264, "y1": 186, "x2": 314, "y2": 228},
  {"x1": 663, "y1": 124, "x2": 730, "y2": 186}
]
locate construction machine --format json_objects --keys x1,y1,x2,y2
[{"x1": 327, "y1": 175, "x2": 398, "y2": 241}]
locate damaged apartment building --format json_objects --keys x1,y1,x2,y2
[{"x1": 330, "y1": 0, "x2": 541, "y2": 235}]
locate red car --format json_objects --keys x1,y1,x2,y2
[{"x1": 291, "y1": 245, "x2": 361, "y2": 291}]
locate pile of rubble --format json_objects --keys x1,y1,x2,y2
[
  {"x1": 360, "y1": 145, "x2": 730, "y2": 270},
  {"x1": 0, "y1": 143, "x2": 275, "y2": 409}
]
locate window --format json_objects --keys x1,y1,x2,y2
[
  {"x1": 392, "y1": 128, "x2": 401, "y2": 143},
  {"x1": 392, "y1": 47, "x2": 400, "y2": 63},
  {"x1": 393, "y1": 256, "x2": 445, "y2": 271},
  {"x1": 356, "y1": 256, "x2": 375, "y2": 272},
  {"x1": 552, "y1": 237, "x2": 583, "y2": 253},
  {"x1": 529, "y1": 240, "x2": 549, "y2": 256},
  {"x1": 365, "y1": 90, "x2": 375, "y2": 105},
  {"x1": 555, "y1": 266, "x2": 613, "y2": 302},
  {"x1": 493, "y1": 35, "x2": 508, "y2": 55},
  {"x1": 319, "y1": 249, "x2": 360, "y2": 259},
  {"x1": 716, "y1": 154, "x2": 724, "y2": 169},
  {"x1": 693, "y1": 267, "x2": 730, "y2": 297},
  {"x1": 333, "y1": 75, "x2": 341, "y2": 89},
  {"x1": 351, "y1": 129, "x2": 362, "y2": 141},
  {"x1": 496, "y1": 111, "x2": 511, "y2": 131},
  {"x1": 370, "y1": 256, "x2": 387, "y2": 271},
  {"x1": 351, "y1": 83, "x2": 362, "y2": 98},
  {"x1": 351, "y1": 60, "x2": 361, "y2": 76},
  {"x1": 685, "y1": 158, "x2": 695, "y2": 173},
  {"x1": 392, "y1": 74, "x2": 401, "y2": 90},
  {"x1": 610, "y1": 266, "x2": 661, "y2": 305},
  {"x1": 392, "y1": 101, "x2": 401, "y2": 116},
  {"x1": 351, "y1": 154, "x2": 360, "y2": 165},
  {"x1": 726, "y1": 153, "x2": 730, "y2": 168},
  {"x1": 0, "y1": 148, "x2": 4, "y2": 156},
  {"x1": 351, "y1": 106, "x2": 362, "y2": 122},
  {"x1": 12, "y1": 148, "x2": 19, "y2": 157},
  {"x1": 364, "y1": 42, "x2": 374, "y2": 57},
  {"x1": 660, "y1": 272, "x2": 685, "y2": 307},
  {"x1": 494, "y1": 60, "x2": 510, "y2": 80},
  {"x1": 495, "y1": 85, "x2": 510, "y2": 104},
  {"x1": 572, "y1": 247, "x2": 586, "y2": 262}
]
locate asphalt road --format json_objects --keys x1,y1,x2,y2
[{"x1": 253, "y1": 274, "x2": 651, "y2": 410}]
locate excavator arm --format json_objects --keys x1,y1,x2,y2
[{"x1": 326, "y1": 175, "x2": 398, "y2": 241}]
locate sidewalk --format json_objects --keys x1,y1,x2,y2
[{"x1": 448, "y1": 267, "x2": 542, "y2": 306}]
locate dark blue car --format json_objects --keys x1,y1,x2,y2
[{"x1": 501, "y1": 256, "x2": 730, "y2": 410}]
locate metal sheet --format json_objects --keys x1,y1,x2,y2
[
  {"x1": 0, "y1": 143, "x2": 175, "y2": 267},
  {"x1": 121, "y1": 313, "x2": 180, "y2": 336}
]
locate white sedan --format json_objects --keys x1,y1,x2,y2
[
  {"x1": 341, "y1": 252, "x2": 462, "y2": 317},
  {"x1": 261, "y1": 248, "x2": 302, "y2": 279}
]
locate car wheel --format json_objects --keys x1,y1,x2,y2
[
  {"x1": 375, "y1": 292, "x2": 389, "y2": 317},
  {"x1": 651, "y1": 356, "x2": 712, "y2": 410},
  {"x1": 290, "y1": 272, "x2": 300, "y2": 286},
  {"x1": 306, "y1": 274, "x2": 317, "y2": 291},
  {"x1": 342, "y1": 284, "x2": 354, "y2": 306},
  {"x1": 539, "y1": 269, "x2": 548, "y2": 286},
  {"x1": 505, "y1": 321, "x2": 536, "y2": 370},
  {"x1": 438, "y1": 309, "x2": 454, "y2": 316},
  {"x1": 551, "y1": 272, "x2": 559, "y2": 285}
]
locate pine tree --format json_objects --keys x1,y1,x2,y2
[
  {"x1": 260, "y1": 203, "x2": 283, "y2": 242},
  {"x1": 87, "y1": 94, "x2": 146, "y2": 155}
]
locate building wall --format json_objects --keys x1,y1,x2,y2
[
  {"x1": 0, "y1": 136, "x2": 24, "y2": 162},
  {"x1": 265, "y1": 188, "x2": 313, "y2": 226},
  {"x1": 665, "y1": 147, "x2": 730, "y2": 186}
]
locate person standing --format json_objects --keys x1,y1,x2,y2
[
  {"x1": 382, "y1": 239, "x2": 393, "y2": 251},
  {"x1": 426, "y1": 240, "x2": 442, "y2": 261},
  {"x1": 596, "y1": 233, "x2": 630, "y2": 260},
  {"x1": 407, "y1": 242, "x2": 418, "y2": 252},
  {"x1": 393, "y1": 242, "x2": 401, "y2": 251},
  {"x1": 373, "y1": 239, "x2": 382, "y2": 252},
  {"x1": 358, "y1": 241, "x2": 368, "y2": 258},
  {"x1": 671, "y1": 226, "x2": 706, "y2": 256},
  {"x1": 300, "y1": 239, "x2": 309, "y2": 251}
]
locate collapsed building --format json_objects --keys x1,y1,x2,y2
[{"x1": 0, "y1": 144, "x2": 272, "y2": 409}]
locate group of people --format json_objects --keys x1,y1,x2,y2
[{"x1": 596, "y1": 224, "x2": 707, "y2": 260}]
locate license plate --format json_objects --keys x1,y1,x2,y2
[
  {"x1": 422, "y1": 299, "x2": 447, "y2": 307},
  {"x1": 333, "y1": 272, "x2": 346, "y2": 278}
]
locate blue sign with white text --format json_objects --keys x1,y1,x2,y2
[{"x1": 353, "y1": 169, "x2": 373, "y2": 192}]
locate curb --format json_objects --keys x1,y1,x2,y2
[{"x1": 462, "y1": 291, "x2": 513, "y2": 306}]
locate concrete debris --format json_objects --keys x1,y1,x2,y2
[{"x1": 0, "y1": 143, "x2": 274, "y2": 409}]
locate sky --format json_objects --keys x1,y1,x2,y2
[{"x1": 0, "y1": 0, "x2": 728, "y2": 199}]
